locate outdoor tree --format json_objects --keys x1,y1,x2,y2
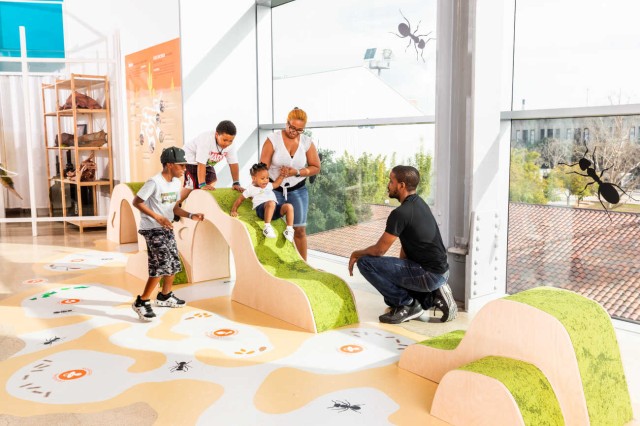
[
  {"x1": 546, "y1": 166, "x2": 595, "y2": 206},
  {"x1": 409, "y1": 145, "x2": 433, "y2": 200},
  {"x1": 537, "y1": 137, "x2": 571, "y2": 169},
  {"x1": 509, "y1": 148, "x2": 548, "y2": 204},
  {"x1": 307, "y1": 149, "x2": 354, "y2": 234}
]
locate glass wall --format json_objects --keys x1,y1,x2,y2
[
  {"x1": 271, "y1": 0, "x2": 437, "y2": 257},
  {"x1": 506, "y1": 0, "x2": 640, "y2": 323}
]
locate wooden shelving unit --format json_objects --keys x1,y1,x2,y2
[{"x1": 41, "y1": 74, "x2": 113, "y2": 232}]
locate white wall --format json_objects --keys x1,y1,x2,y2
[
  {"x1": 179, "y1": 0, "x2": 259, "y2": 188},
  {"x1": 63, "y1": 0, "x2": 181, "y2": 186}
]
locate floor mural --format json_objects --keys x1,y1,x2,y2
[{"x1": 0, "y1": 246, "x2": 448, "y2": 425}]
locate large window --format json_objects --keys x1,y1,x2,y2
[
  {"x1": 506, "y1": 0, "x2": 640, "y2": 324},
  {"x1": 271, "y1": 0, "x2": 437, "y2": 258}
]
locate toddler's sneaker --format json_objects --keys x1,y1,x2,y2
[
  {"x1": 155, "y1": 291, "x2": 186, "y2": 308},
  {"x1": 283, "y1": 226, "x2": 295, "y2": 242},
  {"x1": 263, "y1": 224, "x2": 277, "y2": 239},
  {"x1": 132, "y1": 295, "x2": 156, "y2": 322}
]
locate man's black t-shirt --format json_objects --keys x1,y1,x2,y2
[{"x1": 385, "y1": 194, "x2": 448, "y2": 274}]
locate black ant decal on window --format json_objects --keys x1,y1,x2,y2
[
  {"x1": 559, "y1": 140, "x2": 637, "y2": 221},
  {"x1": 328, "y1": 399, "x2": 364, "y2": 413},
  {"x1": 390, "y1": 9, "x2": 434, "y2": 62},
  {"x1": 170, "y1": 361, "x2": 191, "y2": 372}
]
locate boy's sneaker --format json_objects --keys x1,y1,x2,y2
[
  {"x1": 283, "y1": 227, "x2": 295, "y2": 242},
  {"x1": 155, "y1": 291, "x2": 186, "y2": 308},
  {"x1": 379, "y1": 299, "x2": 423, "y2": 324},
  {"x1": 263, "y1": 225, "x2": 277, "y2": 239},
  {"x1": 132, "y1": 296, "x2": 156, "y2": 322},
  {"x1": 433, "y1": 283, "x2": 458, "y2": 322}
]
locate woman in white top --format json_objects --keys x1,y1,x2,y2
[{"x1": 260, "y1": 107, "x2": 321, "y2": 260}]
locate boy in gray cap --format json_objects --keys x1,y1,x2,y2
[{"x1": 131, "y1": 146, "x2": 204, "y2": 321}]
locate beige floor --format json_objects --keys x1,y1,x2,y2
[{"x1": 0, "y1": 222, "x2": 638, "y2": 425}]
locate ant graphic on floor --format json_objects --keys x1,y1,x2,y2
[
  {"x1": 170, "y1": 361, "x2": 191, "y2": 372},
  {"x1": 43, "y1": 336, "x2": 62, "y2": 346},
  {"x1": 327, "y1": 399, "x2": 364, "y2": 413},
  {"x1": 559, "y1": 140, "x2": 637, "y2": 221},
  {"x1": 390, "y1": 9, "x2": 434, "y2": 62}
]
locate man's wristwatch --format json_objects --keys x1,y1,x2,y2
[
  {"x1": 233, "y1": 181, "x2": 241, "y2": 186},
  {"x1": 188, "y1": 212, "x2": 193, "y2": 219},
  {"x1": 295, "y1": 169, "x2": 301, "y2": 177}
]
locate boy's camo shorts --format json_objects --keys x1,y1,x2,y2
[{"x1": 138, "y1": 227, "x2": 182, "y2": 277}]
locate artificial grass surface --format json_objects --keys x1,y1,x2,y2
[
  {"x1": 506, "y1": 287, "x2": 633, "y2": 426},
  {"x1": 460, "y1": 356, "x2": 564, "y2": 426},
  {"x1": 207, "y1": 188, "x2": 359, "y2": 332},
  {"x1": 125, "y1": 182, "x2": 145, "y2": 194},
  {"x1": 419, "y1": 330, "x2": 466, "y2": 350}
]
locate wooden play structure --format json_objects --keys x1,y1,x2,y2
[
  {"x1": 400, "y1": 287, "x2": 633, "y2": 425},
  {"x1": 106, "y1": 183, "x2": 230, "y2": 284},
  {"x1": 107, "y1": 184, "x2": 358, "y2": 333}
]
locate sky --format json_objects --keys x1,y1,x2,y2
[
  {"x1": 509, "y1": 0, "x2": 640, "y2": 110},
  {"x1": 272, "y1": 0, "x2": 437, "y2": 115}
]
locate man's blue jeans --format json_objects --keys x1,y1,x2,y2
[{"x1": 356, "y1": 256, "x2": 449, "y2": 307}]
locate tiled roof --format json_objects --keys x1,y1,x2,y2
[
  {"x1": 507, "y1": 203, "x2": 640, "y2": 322},
  {"x1": 308, "y1": 204, "x2": 401, "y2": 258},
  {"x1": 308, "y1": 202, "x2": 640, "y2": 323}
]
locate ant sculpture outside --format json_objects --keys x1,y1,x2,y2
[
  {"x1": 390, "y1": 9, "x2": 434, "y2": 62},
  {"x1": 327, "y1": 399, "x2": 364, "y2": 413},
  {"x1": 559, "y1": 140, "x2": 637, "y2": 221}
]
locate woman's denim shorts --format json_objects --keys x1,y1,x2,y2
[{"x1": 274, "y1": 185, "x2": 308, "y2": 227}]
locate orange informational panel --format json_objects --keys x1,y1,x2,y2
[{"x1": 125, "y1": 38, "x2": 184, "y2": 181}]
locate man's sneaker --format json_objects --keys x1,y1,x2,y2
[
  {"x1": 155, "y1": 291, "x2": 186, "y2": 308},
  {"x1": 433, "y1": 283, "x2": 458, "y2": 322},
  {"x1": 379, "y1": 299, "x2": 423, "y2": 324},
  {"x1": 132, "y1": 296, "x2": 156, "y2": 322},
  {"x1": 263, "y1": 225, "x2": 277, "y2": 239},
  {"x1": 283, "y1": 227, "x2": 294, "y2": 242}
]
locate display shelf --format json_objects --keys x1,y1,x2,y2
[{"x1": 41, "y1": 73, "x2": 113, "y2": 233}]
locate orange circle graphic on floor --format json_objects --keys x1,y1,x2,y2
[
  {"x1": 339, "y1": 344, "x2": 364, "y2": 354},
  {"x1": 23, "y1": 278, "x2": 46, "y2": 284},
  {"x1": 57, "y1": 369, "x2": 89, "y2": 381},
  {"x1": 60, "y1": 299, "x2": 80, "y2": 304},
  {"x1": 212, "y1": 329, "x2": 237, "y2": 337}
]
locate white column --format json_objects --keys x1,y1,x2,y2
[{"x1": 464, "y1": 0, "x2": 511, "y2": 314}]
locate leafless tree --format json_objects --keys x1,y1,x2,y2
[
  {"x1": 539, "y1": 137, "x2": 572, "y2": 169},
  {"x1": 577, "y1": 116, "x2": 640, "y2": 205}
]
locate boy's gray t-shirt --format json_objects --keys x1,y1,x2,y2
[{"x1": 137, "y1": 172, "x2": 182, "y2": 230}]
